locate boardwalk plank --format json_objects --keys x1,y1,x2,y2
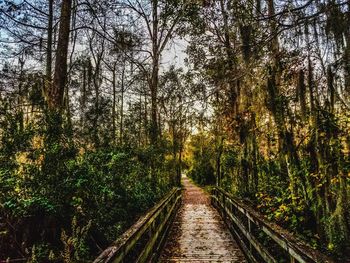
[{"x1": 159, "y1": 176, "x2": 247, "y2": 263}]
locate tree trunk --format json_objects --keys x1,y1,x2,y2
[
  {"x1": 150, "y1": 0, "x2": 159, "y2": 146},
  {"x1": 219, "y1": 0, "x2": 239, "y2": 116},
  {"x1": 216, "y1": 137, "x2": 224, "y2": 187},
  {"x1": 93, "y1": 68, "x2": 100, "y2": 146},
  {"x1": 81, "y1": 63, "x2": 87, "y2": 125},
  {"x1": 120, "y1": 64, "x2": 125, "y2": 144},
  {"x1": 112, "y1": 64, "x2": 117, "y2": 144},
  {"x1": 266, "y1": 0, "x2": 300, "y2": 201},
  {"x1": 344, "y1": 1, "x2": 350, "y2": 95},
  {"x1": 48, "y1": 0, "x2": 72, "y2": 110},
  {"x1": 45, "y1": 0, "x2": 53, "y2": 98}
]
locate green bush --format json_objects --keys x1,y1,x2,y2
[{"x1": 0, "y1": 113, "x2": 171, "y2": 261}]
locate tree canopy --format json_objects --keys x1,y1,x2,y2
[{"x1": 0, "y1": 0, "x2": 349, "y2": 261}]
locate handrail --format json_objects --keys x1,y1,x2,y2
[
  {"x1": 211, "y1": 187, "x2": 334, "y2": 263},
  {"x1": 94, "y1": 187, "x2": 182, "y2": 263}
]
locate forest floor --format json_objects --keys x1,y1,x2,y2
[{"x1": 159, "y1": 175, "x2": 247, "y2": 262}]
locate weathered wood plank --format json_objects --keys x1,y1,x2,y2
[{"x1": 159, "y1": 176, "x2": 247, "y2": 262}]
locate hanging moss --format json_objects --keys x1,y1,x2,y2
[
  {"x1": 87, "y1": 59, "x2": 92, "y2": 85},
  {"x1": 239, "y1": 24, "x2": 252, "y2": 62},
  {"x1": 325, "y1": 0, "x2": 346, "y2": 48},
  {"x1": 327, "y1": 65, "x2": 335, "y2": 112},
  {"x1": 256, "y1": 0, "x2": 261, "y2": 15},
  {"x1": 312, "y1": 18, "x2": 319, "y2": 44},
  {"x1": 307, "y1": 57, "x2": 315, "y2": 113},
  {"x1": 297, "y1": 69, "x2": 307, "y2": 120}
]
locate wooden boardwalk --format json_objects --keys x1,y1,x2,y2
[{"x1": 159, "y1": 176, "x2": 247, "y2": 262}]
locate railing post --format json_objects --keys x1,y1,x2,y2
[
  {"x1": 212, "y1": 188, "x2": 334, "y2": 263},
  {"x1": 248, "y1": 218, "x2": 252, "y2": 253},
  {"x1": 222, "y1": 191, "x2": 227, "y2": 220}
]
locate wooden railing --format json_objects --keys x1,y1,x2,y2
[
  {"x1": 93, "y1": 188, "x2": 182, "y2": 263},
  {"x1": 211, "y1": 187, "x2": 334, "y2": 263}
]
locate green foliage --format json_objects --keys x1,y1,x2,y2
[
  {"x1": 0, "y1": 111, "x2": 171, "y2": 261},
  {"x1": 255, "y1": 192, "x2": 309, "y2": 234},
  {"x1": 29, "y1": 243, "x2": 53, "y2": 263},
  {"x1": 60, "y1": 217, "x2": 91, "y2": 263},
  {"x1": 187, "y1": 133, "x2": 216, "y2": 185},
  {"x1": 188, "y1": 156, "x2": 215, "y2": 185}
]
